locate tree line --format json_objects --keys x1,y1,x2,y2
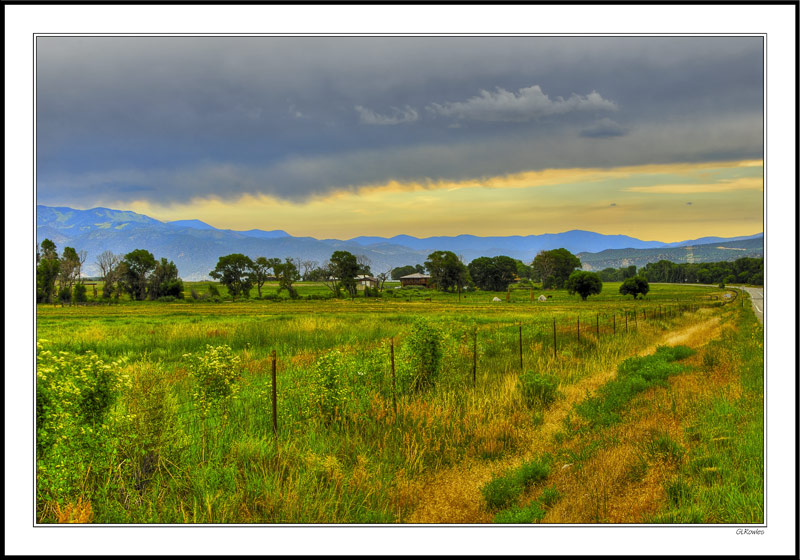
[
  {"x1": 36, "y1": 239, "x2": 183, "y2": 304},
  {"x1": 36, "y1": 240, "x2": 763, "y2": 305}
]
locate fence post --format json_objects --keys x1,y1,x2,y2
[
  {"x1": 596, "y1": 313, "x2": 599, "y2": 338},
  {"x1": 613, "y1": 313, "x2": 616, "y2": 335},
  {"x1": 643, "y1": 308, "x2": 646, "y2": 321},
  {"x1": 553, "y1": 317, "x2": 557, "y2": 358},
  {"x1": 519, "y1": 325, "x2": 523, "y2": 372},
  {"x1": 391, "y1": 338, "x2": 397, "y2": 417},
  {"x1": 473, "y1": 330, "x2": 478, "y2": 387},
  {"x1": 271, "y1": 349, "x2": 278, "y2": 435}
]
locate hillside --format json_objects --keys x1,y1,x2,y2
[
  {"x1": 578, "y1": 237, "x2": 764, "y2": 271},
  {"x1": 36, "y1": 205, "x2": 763, "y2": 280}
]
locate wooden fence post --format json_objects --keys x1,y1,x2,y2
[
  {"x1": 391, "y1": 338, "x2": 397, "y2": 416},
  {"x1": 613, "y1": 313, "x2": 616, "y2": 335},
  {"x1": 271, "y1": 349, "x2": 278, "y2": 435}
]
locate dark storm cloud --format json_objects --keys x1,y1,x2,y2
[
  {"x1": 35, "y1": 36, "x2": 763, "y2": 206},
  {"x1": 580, "y1": 118, "x2": 628, "y2": 138}
]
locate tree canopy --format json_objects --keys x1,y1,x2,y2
[
  {"x1": 619, "y1": 276, "x2": 650, "y2": 300},
  {"x1": 210, "y1": 253, "x2": 254, "y2": 299},
  {"x1": 467, "y1": 255, "x2": 518, "y2": 292},
  {"x1": 565, "y1": 270, "x2": 603, "y2": 301},
  {"x1": 329, "y1": 250, "x2": 361, "y2": 298},
  {"x1": 121, "y1": 249, "x2": 157, "y2": 301},
  {"x1": 424, "y1": 251, "x2": 468, "y2": 292},
  {"x1": 532, "y1": 248, "x2": 582, "y2": 289}
]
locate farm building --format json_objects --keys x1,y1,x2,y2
[
  {"x1": 355, "y1": 275, "x2": 379, "y2": 288},
  {"x1": 399, "y1": 273, "x2": 431, "y2": 287}
]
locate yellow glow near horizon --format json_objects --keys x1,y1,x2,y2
[{"x1": 123, "y1": 159, "x2": 763, "y2": 242}]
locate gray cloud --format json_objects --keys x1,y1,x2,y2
[
  {"x1": 427, "y1": 85, "x2": 617, "y2": 122},
  {"x1": 580, "y1": 118, "x2": 628, "y2": 138},
  {"x1": 34, "y1": 36, "x2": 764, "y2": 206},
  {"x1": 355, "y1": 105, "x2": 419, "y2": 125}
]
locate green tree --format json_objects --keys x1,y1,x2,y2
[
  {"x1": 148, "y1": 258, "x2": 184, "y2": 299},
  {"x1": 36, "y1": 239, "x2": 60, "y2": 304},
  {"x1": 59, "y1": 247, "x2": 81, "y2": 294},
  {"x1": 120, "y1": 249, "x2": 157, "y2": 301},
  {"x1": 274, "y1": 258, "x2": 300, "y2": 299},
  {"x1": 468, "y1": 255, "x2": 519, "y2": 291},
  {"x1": 391, "y1": 265, "x2": 418, "y2": 280},
  {"x1": 532, "y1": 248, "x2": 581, "y2": 289},
  {"x1": 424, "y1": 250, "x2": 468, "y2": 292},
  {"x1": 251, "y1": 256, "x2": 280, "y2": 297},
  {"x1": 210, "y1": 253, "x2": 254, "y2": 299},
  {"x1": 329, "y1": 250, "x2": 360, "y2": 298},
  {"x1": 96, "y1": 250, "x2": 122, "y2": 298},
  {"x1": 565, "y1": 270, "x2": 603, "y2": 301},
  {"x1": 619, "y1": 276, "x2": 650, "y2": 300}
]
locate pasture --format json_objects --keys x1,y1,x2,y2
[{"x1": 35, "y1": 282, "x2": 763, "y2": 524}]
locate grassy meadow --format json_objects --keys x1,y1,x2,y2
[{"x1": 35, "y1": 281, "x2": 763, "y2": 524}]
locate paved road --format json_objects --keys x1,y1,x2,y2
[
  {"x1": 660, "y1": 283, "x2": 763, "y2": 325},
  {"x1": 740, "y1": 286, "x2": 764, "y2": 325}
]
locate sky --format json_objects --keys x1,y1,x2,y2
[{"x1": 35, "y1": 36, "x2": 764, "y2": 241}]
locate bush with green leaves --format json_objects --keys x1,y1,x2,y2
[
  {"x1": 397, "y1": 318, "x2": 444, "y2": 393},
  {"x1": 36, "y1": 341, "x2": 129, "y2": 505},
  {"x1": 185, "y1": 345, "x2": 242, "y2": 417},
  {"x1": 517, "y1": 370, "x2": 560, "y2": 409},
  {"x1": 307, "y1": 349, "x2": 349, "y2": 423},
  {"x1": 72, "y1": 283, "x2": 88, "y2": 302}
]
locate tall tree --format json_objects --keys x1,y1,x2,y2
[
  {"x1": 532, "y1": 248, "x2": 581, "y2": 289},
  {"x1": 210, "y1": 253, "x2": 254, "y2": 299},
  {"x1": 59, "y1": 247, "x2": 81, "y2": 294},
  {"x1": 468, "y1": 255, "x2": 518, "y2": 291},
  {"x1": 329, "y1": 250, "x2": 360, "y2": 298},
  {"x1": 274, "y1": 258, "x2": 300, "y2": 299},
  {"x1": 424, "y1": 250, "x2": 468, "y2": 292},
  {"x1": 96, "y1": 251, "x2": 122, "y2": 298},
  {"x1": 120, "y1": 249, "x2": 157, "y2": 301},
  {"x1": 148, "y1": 258, "x2": 184, "y2": 299},
  {"x1": 251, "y1": 256, "x2": 280, "y2": 297},
  {"x1": 36, "y1": 239, "x2": 60, "y2": 304}
]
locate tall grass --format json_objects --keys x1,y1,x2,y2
[{"x1": 35, "y1": 286, "x2": 739, "y2": 523}]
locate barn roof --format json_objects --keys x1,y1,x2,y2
[{"x1": 400, "y1": 273, "x2": 431, "y2": 279}]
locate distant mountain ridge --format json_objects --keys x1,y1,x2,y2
[{"x1": 36, "y1": 205, "x2": 763, "y2": 281}]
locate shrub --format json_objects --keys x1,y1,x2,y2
[
  {"x1": 207, "y1": 284, "x2": 220, "y2": 297},
  {"x1": 517, "y1": 370, "x2": 559, "y2": 409},
  {"x1": 307, "y1": 349, "x2": 349, "y2": 423},
  {"x1": 36, "y1": 341, "x2": 129, "y2": 505},
  {"x1": 185, "y1": 345, "x2": 242, "y2": 417},
  {"x1": 58, "y1": 286, "x2": 72, "y2": 304},
  {"x1": 72, "y1": 284, "x2": 88, "y2": 303},
  {"x1": 398, "y1": 318, "x2": 443, "y2": 393}
]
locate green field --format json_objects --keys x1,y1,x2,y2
[{"x1": 35, "y1": 282, "x2": 763, "y2": 524}]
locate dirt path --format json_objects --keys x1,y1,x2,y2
[{"x1": 403, "y1": 315, "x2": 723, "y2": 524}]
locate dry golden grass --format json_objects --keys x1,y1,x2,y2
[
  {"x1": 54, "y1": 498, "x2": 94, "y2": 523},
  {"x1": 402, "y1": 314, "x2": 730, "y2": 524}
]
